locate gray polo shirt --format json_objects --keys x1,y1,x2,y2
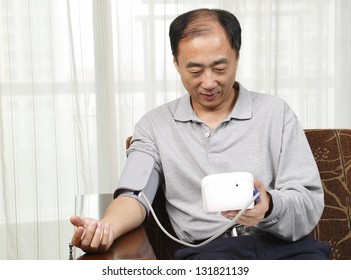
[{"x1": 127, "y1": 82, "x2": 324, "y2": 242}]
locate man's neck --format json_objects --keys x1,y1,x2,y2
[{"x1": 194, "y1": 87, "x2": 238, "y2": 130}]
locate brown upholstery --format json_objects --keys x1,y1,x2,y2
[
  {"x1": 305, "y1": 129, "x2": 351, "y2": 260},
  {"x1": 128, "y1": 129, "x2": 351, "y2": 259}
]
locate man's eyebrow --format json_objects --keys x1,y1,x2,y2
[
  {"x1": 186, "y1": 61, "x2": 203, "y2": 68},
  {"x1": 211, "y1": 58, "x2": 229, "y2": 66},
  {"x1": 186, "y1": 58, "x2": 229, "y2": 68}
]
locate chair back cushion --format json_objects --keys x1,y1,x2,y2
[{"x1": 305, "y1": 129, "x2": 351, "y2": 260}]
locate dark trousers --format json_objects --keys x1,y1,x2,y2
[{"x1": 175, "y1": 232, "x2": 331, "y2": 260}]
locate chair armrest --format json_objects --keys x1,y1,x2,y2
[{"x1": 76, "y1": 226, "x2": 156, "y2": 260}]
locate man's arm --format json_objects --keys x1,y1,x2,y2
[
  {"x1": 70, "y1": 196, "x2": 146, "y2": 253},
  {"x1": 71, "y1": 149, "x2": 160, "y2": 253},
  {"x1": 256, "y1": 116, "x2": 324, "y2": 241}
]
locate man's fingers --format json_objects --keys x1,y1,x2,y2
[
  {"x1": 70, "y1": 226, "x2": 85, "y2": 247},
  {"x1": 70, "y1": 215, "x2": 85, "y2": 227},
  {"x1": 89, "y1": 222, "x2": 103, "y2": 250},
  {"x1": 70, "y1": 216, "x2": 111, "y2": 252},
  {"x1": 80, "y1": 220, "x2": 98, "y2": 249},
  {"x1": 221, "y1": 210, "x2": 239, "y2": 220},
  {"x1": 98, "y1": 223, "x2": 112, "y2": 252}
]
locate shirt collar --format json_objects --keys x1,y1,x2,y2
[
  {"x1": 229, "y1": 82, "x2": 253, "y2": 120},
  {"x1": 174, "y1": 94, "x2": 195, "y2": 122},
  {"x1": 174, "y1": 82, "x2": 253, "y2": 122}
]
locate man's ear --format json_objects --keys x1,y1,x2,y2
[
  {"x1": 234, "y1": 51, "x2": 240, "y2": 70},
  {"x1": 173, "y1": 57, "x2": 180, "y2": 72}
]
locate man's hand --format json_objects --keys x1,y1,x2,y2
[
  {"x1": 70, "y1": 215, "x2": 115, "y2": 253},
  {"x1": 70, "y1": 196, "x2": 147, "y2": 253},
  {"x1": 221, "y1": 178, "x2": 272, "y2": 226}
]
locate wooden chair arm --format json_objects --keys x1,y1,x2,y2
[{"x1": 76, "y1": 226, "x2": 156, "y2": 260}]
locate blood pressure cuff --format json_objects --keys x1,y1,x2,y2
[{"x1": 113, "y1": 151, "x2": 160, "y2": 213}]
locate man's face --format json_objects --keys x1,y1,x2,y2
[{"x1": 174, "y1": 23, "x2": 239, "y2": 113}]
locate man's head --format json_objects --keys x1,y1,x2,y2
[
  {"x1": 169, "y1": 9, "x2": 242, "y2": 116},
  {"x1": 169, "y1": 9, "x2": 241, "y2": 62}
]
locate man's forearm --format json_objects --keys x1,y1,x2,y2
[{"x1": 101, "y1": 196, "x2": 146, "y2": 240}]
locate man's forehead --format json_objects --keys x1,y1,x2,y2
[
  {"x1": 182, "y1": 20, "x2": 224, "y2": 40},
  {"x1": 182, "y1": 19, "x2": 219, "y2": 38}
]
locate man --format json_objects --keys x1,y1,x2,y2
[{"x1": 70, "y1": 8, "x2": 330, "y2": 259}]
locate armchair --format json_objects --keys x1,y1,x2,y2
[{"x1": 139, "y1": 129, "x2": 351, "y2": 259}]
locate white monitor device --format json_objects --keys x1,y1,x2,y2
[{"x1": 201, "y1": 172, "x2": 255, "y2": 213}]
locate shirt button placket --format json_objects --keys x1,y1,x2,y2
[{"x1": 204, "y1": 130, "x2": 212, "y2": 158}]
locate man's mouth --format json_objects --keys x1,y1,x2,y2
[{"x1": 202, "y1": 92, "x2": 218, "y2": 101}]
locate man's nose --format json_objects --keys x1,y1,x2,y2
[{"x1": 201, "y1": 70, "x2": 217, "y2": 90}]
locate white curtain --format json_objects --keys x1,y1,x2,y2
[{"x1": 0, "y1": 0, "x2": 350, "y2": 259}]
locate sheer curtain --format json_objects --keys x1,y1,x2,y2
[{"x1": 0, "y1": 0, "x2": 350, "y2": 259}]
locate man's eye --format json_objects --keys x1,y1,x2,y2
[
  {"x1": 215, "y1": 68, "x2": 226, "y2": 73},
  {"x1": 190, "y1": 71, "x2": 202, "y2": 76}
]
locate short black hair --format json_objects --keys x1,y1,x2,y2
[{"x1": 169, "y1": 8, "x2": 242, "y2": 59}]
